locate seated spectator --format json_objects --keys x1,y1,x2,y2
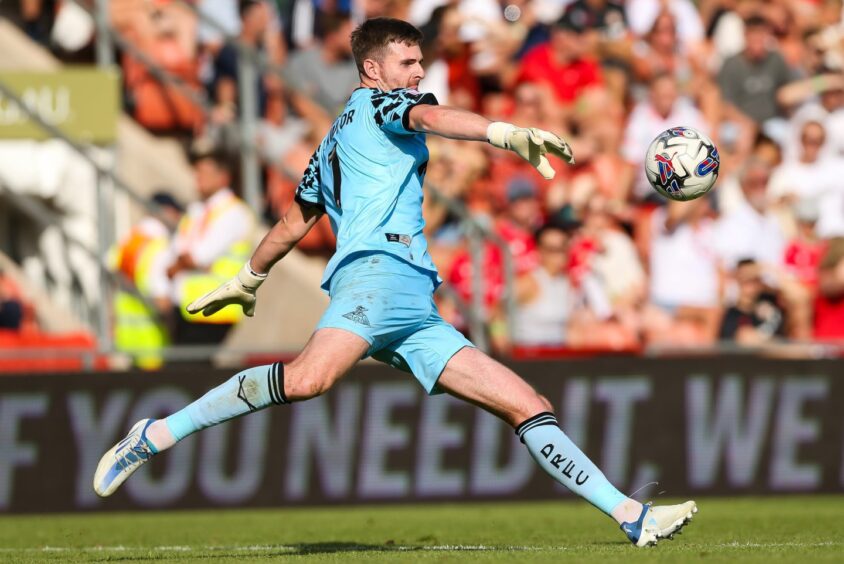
[
  {"x1": 815, "y1": 237, "x2": 844, "y2": 341},
  {"x1": 769, "y1": 120, "x2": 844, "y2": 239},
  {"x1": 0, "y1": 268, "x2": 24, "y2": 331},
  {"x1": 120, "y1": 0, "x2": 203, "y2": 133},
  {"x1": 495, "y1": 177, "x2": 542, "y2": 275},
  {"x1": 626, "y1": 0, "x2": 704, "y2": 54},
  {"x1": 642, "y1": 197, "x2": 722, "y2": 346},
  {"x1": 622, "y1": 73, "x2": 708, "y2": 200},
  {"x1": 714, "y1": 157, "x2": 786, "y2": 270},
  {"x1": 560, "y1": 0, "x2": 630, "y2": 100},
  {"x1": 162, "y1": 141, "x2": 257, "y2": 345},
  {"x1": 211, "y1": 0, "x2": 283, "y2": 126},
  {"x1": 577, "y1": 196, "x2": 646, "y2": 312},
  {"x1": 284, "y1": 12, "x2": 358, "y2": 116},
  {"x1": 717, "y1": 14, "x2": 794, "y2": 138},
  {"x1": 781, "y1": 73, "x2": 844, "y2": 160},
  {"x1": 516, "y1": 10, "x2": 603, "y2": 106},
  {"x1": 719, "y1": 259, "x2": 786, "y2": 345},
  {"x1": 783, "y1": 198, "x2": 826, "y2": 290},
  {"x1": 512, "y1": 223, "x2": 574, "y2": 347}
]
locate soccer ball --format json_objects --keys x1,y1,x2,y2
[{"x1": 645, "y1": 126, "x2": 719, "y2": 201}]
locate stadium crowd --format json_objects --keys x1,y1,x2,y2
[{"x1": 9, "y1": 0, "x2": 844, "y2": 354}]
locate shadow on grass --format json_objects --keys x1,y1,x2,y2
[{"x1": 83, "y1": 541, "x2": 476, "y2": 562}]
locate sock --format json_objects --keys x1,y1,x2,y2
[
  {"x1": 161, "y1": 363, "x2": 287, "y2": 444},
  {"x1": 517, "y1": 411, "x2": 630, "y2": 517}
]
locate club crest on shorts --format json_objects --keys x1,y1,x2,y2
[{"x1": 342, "y1": 305, "x2": 371, "y2": 327}]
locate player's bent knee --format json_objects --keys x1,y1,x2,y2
[{"x1": 283, "y1": 364, "x2": 337, "y2": 401}]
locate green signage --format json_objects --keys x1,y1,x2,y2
[{"x1": 0, "y1": 68, "x2": 120, "y2": 143}]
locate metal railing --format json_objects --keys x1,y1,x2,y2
[
  {"x1": 0, "y1": 78, "x2": 169, "y2": 351},
  {"x1": 0, "y1": 3, "x2": 519, "y2": 358}
]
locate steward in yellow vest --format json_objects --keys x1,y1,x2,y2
[
  {"x1": 113, "y1": 215, "x2": 173, "y2": 370},
  {"x1": 166, "y1": 146, "x2": 255, "y2": 343}
]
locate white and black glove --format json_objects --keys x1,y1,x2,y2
[
  {"x1": 487, "y1": 122, "x2": 575, "y2": 180},
  {"x1": 186, "y1": 263, "x2": 267, "y2": 318}
]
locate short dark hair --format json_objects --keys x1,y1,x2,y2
[
  {"x1": 744, "y1": 14, "x2": 769, "y2": 29},
  {"x1": 317, "y1": 11, "x2": 351, "y2": 38},
  {"x1": 188, "y1": 138, "x2": 231, "y2": 170},
  {"x1": 350, "y1": 17, "x2": 423, "y2": 75},
  {"x1": 239, "y1": 0, "x2": 261, "y2": 18}
]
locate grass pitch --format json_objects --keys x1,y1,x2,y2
[{"x1": 1, "y1": 497, "x2": 842, "y2": 563}]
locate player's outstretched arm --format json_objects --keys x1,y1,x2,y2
[
  {"x1": 408, "y1": 104, "x2": 574, "y2": 179},
  {"x1": 186, "y1": 200, "x2": 323, "y2": 318}
]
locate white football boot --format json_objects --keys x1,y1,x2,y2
[
  {"x1": 620, "y1": 501, "x2": 698, "y2": 547},
  {"x1": 93, "y1": 419, "x2": 157, "y2": 497}
]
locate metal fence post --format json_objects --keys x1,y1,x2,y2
[
  {"x1": 468, "y1": 225, "x2": 489, "y2": 352},
  {"x1": 236, "y1": 46, "x2": 262, "y2": 214},
  {"x1": 93, "y1": 0, "x2": 114, "y2": 68},
  {"x1": 95, "y1": 169, "x2": 112, "y2": 356}
]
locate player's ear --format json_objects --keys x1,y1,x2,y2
[{"x1": 362, "y1": 58, "x2": 380, "y2": 82}]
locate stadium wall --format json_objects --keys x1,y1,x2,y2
[{"x1": 1, "y1": 357, "x2": 842, "y2": 513}]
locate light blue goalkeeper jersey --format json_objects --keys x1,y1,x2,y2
[{"x1": 294, "y1": 87, "x2": 440, "y2": 293}]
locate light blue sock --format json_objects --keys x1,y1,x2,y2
[
  {"x1": 165, "y1": 363, "x2": 287, "y2": 441},
  {"x1": 517, "y1": 411, "x2": 627, "y2": 515}
]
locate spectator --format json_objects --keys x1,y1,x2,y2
[
  {"x1": 719, "y1": 259, "x2": 785, "y2": 345},
  {"x1": 112, "y1": 192, "x2": 183, "y2": 369},
  {"x1": 815, "y1": 237, "x2": 844, "y2": 341},
  {"x1": 516, "y1": 10, "x2": 603, "y2": 105},
  {"x1": 560, "y1": 0, "x2": 630, "y2": 99},
  {"x1": 781, "y1": 73, "x2": 844, "y2": 160},
  {"x1": 0, "y1": 268, "x2": 24, "y2": 331},
  {"x1": 495, "y1": 177, "x2": 542, "y2": 274},
  {"x1": 211, "y1": 0, "x2": 282, "y2": 125},
  {"x1": 284, "y1": 12, "x2": 358, "y2": 116},
  {"x1": 643, "y1": 197, "x2": 722, "y2": 346},
  {"x1": 622, "y1": 73, "x2": 708, "y2": 200},
  {"x1": 783, "y1": 198, "x2": 826, "y2": 290},
  {"x1": 769, "y1": 120, "x2": 844, "y2": 238},
  {"x1": 163, "y1": 141, "x2": 257, "y2": 344},
  {"x1": 714, "y1": 157, "x2": 786, "y2": 270},
  {"x1": 717, "y1": 15, "x2": 794, "y2": 135},
  {"x1": 121, "y1": 1, "x2": 203, "y2": 134},
  {"x1": 626, "y1": 0, "x2": 705, "y2": 54},
  {"x1": 512, "y1": 223, "x2": 574, "y2": 347},
  {"x1": 577, "y1": 196, "x2": 646, "y2": 311}
]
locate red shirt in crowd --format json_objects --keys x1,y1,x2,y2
[
  {"x1": 814, "y1": 295, "x2": 844, "y2": 340},
  {"x1": 783, "y1": 239, "x2": 825, "y2": 288},
  {"x1": 517, "y1": 44, "x2": 603, "y2": 103}
]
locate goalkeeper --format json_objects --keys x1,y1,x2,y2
[{"x1": 94, "y1": 17, "x2": 695, "y2": 547}]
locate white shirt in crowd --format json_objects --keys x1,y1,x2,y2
[
  {"x1": 626, "y1": 0, "x2": 704, "y2": 53},
  {"x1": 649, "y1": 208, "x2": 720, "y2": 309},
  {"x1": 513, "y1": 268, "x2": 573, "y2": 346},
  {"x1": 768, "y1": 157, "x2": 844, "y2": 238},
  {"x1": 714, "y1": 200, "x2": 785, "y2": 269},
  {"x1": 786, "y1": 103, "x2": 844, "y2": 161},
  {"x1": 623, "y1": 98, "x2": 709, "y2": 198}
]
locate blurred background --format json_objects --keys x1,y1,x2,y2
[
  {"x1": 1, "y1": 0, "x2": 844, "y2": 370},
  {"x1": 1, "y1": 0, "x2": 844, "y2": 514}
]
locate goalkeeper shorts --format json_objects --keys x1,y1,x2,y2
[{"x1": 316, "y1": 251, "x2": 474, "y2": 394}]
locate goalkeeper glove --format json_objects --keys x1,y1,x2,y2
[
  {"x1": 186, "y1": 262, "x2": 267, "y2": 318},
  {"x1": 487, "y1": 122, "x2": 575, "y2": 180}
]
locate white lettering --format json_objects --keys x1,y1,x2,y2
[
  {"x1": 686, "y1": 376, "x2": 775, "y2": 488},
  {"x1": 770, "y1": 378, "x2": 827, "y2": 490}
]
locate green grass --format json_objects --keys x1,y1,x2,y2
[{"x1": 1, "y1": 497, "x2": 842, "y2": 563}]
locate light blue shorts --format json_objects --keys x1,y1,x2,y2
[{"x1": 316, "y1": 252, "x2": 474, "y2": 394}]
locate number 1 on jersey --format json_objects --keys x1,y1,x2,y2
[{"x1": 328, "y1": 145, "x2": 342, "y2": 209}]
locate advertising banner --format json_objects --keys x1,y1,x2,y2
[
  {"x1": 0, "y1": 357, "x2": 842, "y2": 513},
  {"x1": 0, "y1": 68, "x2": 119, "y2": 143}
]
